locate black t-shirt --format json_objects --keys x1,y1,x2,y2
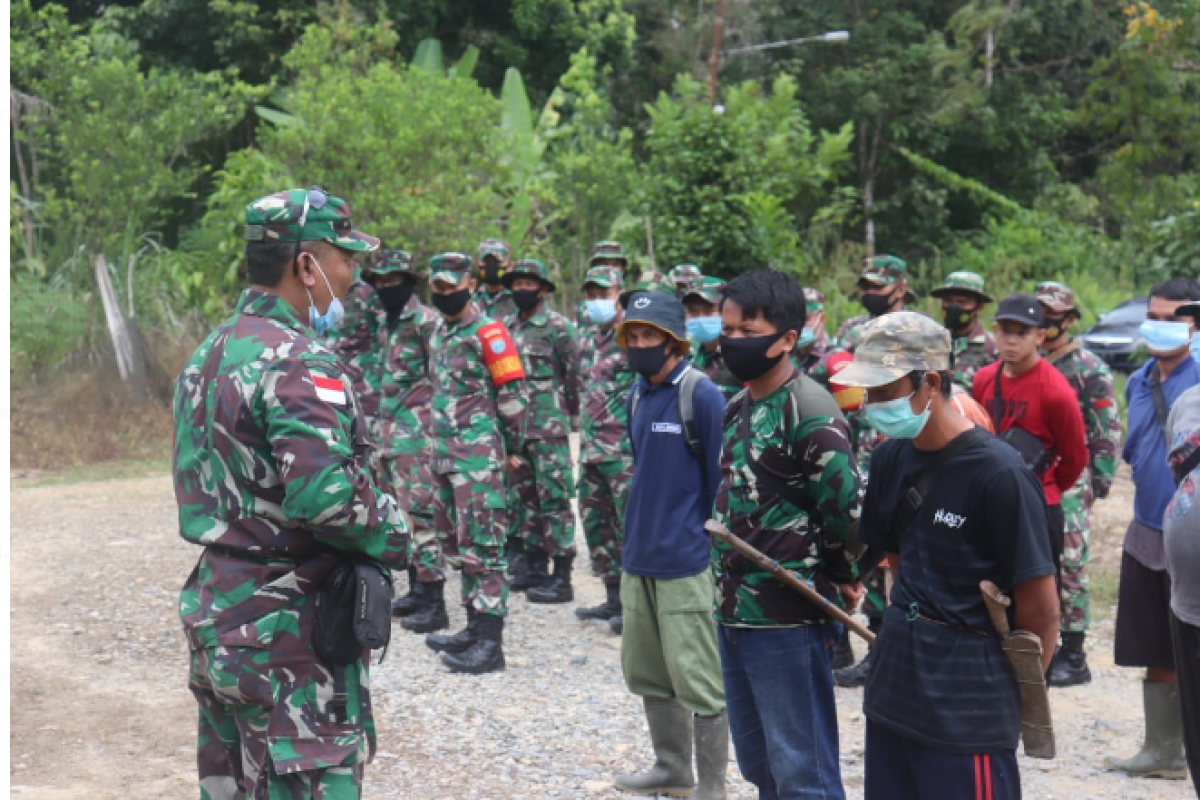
[{"x1": 860, "y1": 430, "x2": 1055, "y2": 755}]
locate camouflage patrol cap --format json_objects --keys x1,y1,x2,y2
[
  {"x1": 590, "y1": 240, "x2": 628, "y2": 266},
  {"x1": 832, "y1": 312, "x2": 952, "y2": 388},
  {"x1": 683, "y1": 276, "x2": 726, "y2": 306},
  {"x1": 1034, "y1": 281, "x2": 1076, "y2": 314},
  {"x1": 373, "y1": 248, "x2": 421, "y2": 278},
  {"x1": 478, "y1": 238, "x2": 512, "y2": 265},
  {"x1": 583, "y1": 265, "x2": 624, "y2": 290},
  {"x1": 429, "y1": 252, "x2": 473, "y2": 284},
  {"x1": 930, "y1": 271, "x2": 994, "y2": 303},
  {"x1": 857, "y1": 255, "x2": 909, "y2": 288},
  {"x1": 668, "y1": 264, "x2": 703, "y2": 290},
  {"x1": 244, "y1": 188, "x2": 379, "y2": 252},
  {"x1": 502, "y1": 258, "x2": 556, "y2": 292},
  {"x1": 620, "y1": 270, "x2": 675, "y2": 307},
  {"x1": 803, "y1": 287, "x2": 826, "y2": 314}
]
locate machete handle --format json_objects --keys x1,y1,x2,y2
[{"x1": 980, "y1": 580, "x2": 1012, "y2": 638}]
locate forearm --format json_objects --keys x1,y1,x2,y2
[{"x1": 1013, "y1": 575, "x2": 1060, "y2": 673}]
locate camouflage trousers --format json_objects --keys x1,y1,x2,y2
[
  {"x1": 188, "y1": 645, "x2": 369, "y2": 800},
  {"x1": 1060, "y1": 475, "x2": 1094, "y2": 634},
  {"x1": 578, "y1": 458, "x2": 634, "y2": 586},
  {"x1": 433, "y1": 468, "x2": 510, "y2": 617},
  {"x1": 508, "y1": 438, "x2": 577, "y2": 559},
  {"x1": 380, "y1": 453, "x2": 439, "y2": 583}
]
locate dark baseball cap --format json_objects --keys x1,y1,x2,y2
[
  {"x1": 615, "y1": 291, "x2": 692, "y2": 355},
  {"x1": 993, "y1": 293, "x2": 1045, "y2": 327}
]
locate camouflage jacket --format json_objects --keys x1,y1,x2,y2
[
  {"x1": 950, "y1": 320, "x2": 999, "y2": 392},
  {"x1": 325, "y1": 274, "x2": 385, "y2": 425},
  {"x1": 474, "y1": 288, "x2": 518, "y2": 322},
  {"x1": 835, "y1": 314, "x2": 873, "y2": 352},
  {"x1": 430, "y1": 305, "x2": 528, "y2": 473},
  {"x1": 692, "y1": 344, "x2": 743, "y2": 402},
  {"x1": 712, "y1": 373, "x2": 865, "y2": 627},
  {"x1": 174, "y1": 289, "x2": 409, "y2": 639},
  {"x1": 1047, "y1": 340, "x2": 1123, "y2": 498},
  {"x1": 579, "y1": 321, "x2": 637, "y2": 463},
  {"x1": 377, "y1": 295, "x2": 441, "y2": 458},
  {"x1": 505, "y1": 307, "x2": 581, "y2": 440}
]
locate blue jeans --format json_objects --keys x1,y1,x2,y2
[{"x1": 718, "y1": 624, "x2": 845, "y2": 800}]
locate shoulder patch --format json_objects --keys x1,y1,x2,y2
[
  {"x1": 477, "y1": 321, "x2": 525, "y2": 386},
  {"x1": 311, "y1": 373, "x2": 347, "y2": 405}
]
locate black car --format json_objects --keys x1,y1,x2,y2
[{"x1": 1078, "y1": 296, "x2": 1148, "y2": 372}]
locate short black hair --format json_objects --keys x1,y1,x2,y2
[
  {"x1": 1149, "y1": 277, "x2": 1200, "y2": 303},
  {"x1": 720, "y1": 269, "x2": 806, "y2": 335},
  {"x1": 246, "y1": 241, "x2": 316, "y2": 287},
  {"x1": 908, "y1": 370, "x2": 953, "y2": 398}
]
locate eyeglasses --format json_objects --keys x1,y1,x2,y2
[{"x1": 293, "y1": 186, "x2": 328, "y2": 274}]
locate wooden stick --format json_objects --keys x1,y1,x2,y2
[{"x1": 705, "y1": 520, "x2": 876, "y2": 645}]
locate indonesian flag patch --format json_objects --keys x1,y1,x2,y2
[
  {"x1": 477, "y1": 321, "x2": 525, "y2": 386},
  {"x1": 312, "y1": 374, "x2": 347, "y2": 405}
]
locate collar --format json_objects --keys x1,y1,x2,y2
[
  {"x1": 239, "y1": 288, "x2": 310, "y2": 335},
  {"x1": 518, "y1": 308, "x2": 549, "y2": 327},
  {"x1": 446, "y1": 304, "x2": 481, "y2": 330},
  {"x1": 638, "y1": 360, "x2": 690, "y2": 392}
]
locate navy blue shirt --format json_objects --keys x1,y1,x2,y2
[
  {"x1": 622, "y1": 361, "x2": 726, "y2": 579},
  {"x1": 1125, "y1": 357, "x2": 1200, "y2": 531}
]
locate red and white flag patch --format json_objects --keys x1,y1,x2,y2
[{"x1": 312, "y1": 374, "x2": 347, "y2": 405}]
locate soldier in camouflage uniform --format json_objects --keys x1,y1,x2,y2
[
  {"x1": 175, "y1": 188, "x2": 409, "y2": 800},
  {"x1": 325, "y1": 264, "x2": 386, "y2": 434},
  {"x1": 591, "y1": 239, "x2": 630, "y2": 275},
  {"x1": 668, "y1": 263, "x2": 703, "y2": 297},
  {"x1": 575, "y1": 265, "x2": 638, "y2": 628},
  {"x1": 930, "y1": 271, "x2": 999, "y2": 392},
  {"x1": 420, "y1": 252, "x2": 529, "y2": 674},
  {"x1": 1036, "y1": 280, "x2": 1123, "y2": 687},
  {"x1": 684, "y1": 276, "x2": 741, "y2": 402},
  {"x1": 501, "y1": 258, "x2": 582, "y2": 604},
  {"x1": 473, "y1": 238, "x2": 518, "y2": 321},
  {"x1": 795, "y1": 287, "x2": 833, "y2": 379}
]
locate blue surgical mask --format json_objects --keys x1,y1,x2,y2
[
  {"x1": 306, "y1": 257, "x2": 345, "y2": 336},
  {"x1": 798, "y1": 326, "x2": 817, "y2": 349},
  {"x1": 687, "y1": 316, "x2": 722, "y2": 345},
  {"x1": 1191, "y1": 333, "x2": 1200, "y2": 364},
  {"x1": 864, "y1": 391, "x2": 932, "y2": 440},
  {"x1": 1139, "y1": 320, "x2": 1192, "y2": 354},
  {"x1": 586, "y1": 298, "x2": 617, "y2": 325}
]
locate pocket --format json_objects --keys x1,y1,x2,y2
[
  {"x1": 266, "y1": 670, "x2": 364, "y2": 775},
  {"x1": 659, "y1": 573, "x2": 717, "y2": 616}
]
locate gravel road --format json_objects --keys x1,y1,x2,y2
[{"x1": 8, "y1": 468, "x2": 1194, "y2": 799}]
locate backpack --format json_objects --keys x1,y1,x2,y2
[{"x1": 628, "y1": 365, "x2": 709, "y2": 457}]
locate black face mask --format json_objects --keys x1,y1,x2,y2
[
  {"x1": 512, "y1": 289, "x2": 542, "y2": 313},
  {"x1": 942, "y1": 303, "x2": 975, "y2": 333},
  {"x1": 861, "y1": 290, "x2": 897, "y2": 317},
  {"x1": 376, "y1": 281, "x2": 415, "y2": 319},
  {"x1": 719, "y1": 332, "x2": 787, "y2": 383},
  {"x1": 431, "y1": 287, "x2": 472, "y2": 318},
  {"x1": 481, "y1": 264, "x2": 504, "y2": 286},
  {"x1": 1042, "y1": 317, "x2": 1067, "y2": 342},
  {"x1": 627, "y1": 341, "x2": 673, "y2": 379}
]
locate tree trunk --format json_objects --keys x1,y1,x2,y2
[{"x1": 93, "y1": 254, "x2": 149, "y2": 399}]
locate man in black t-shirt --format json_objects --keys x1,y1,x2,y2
[{"x1": 835, "y1": 312, "x2": 1060, "y2": 800}]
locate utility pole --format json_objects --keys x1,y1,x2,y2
[{"x1": 708, "y1": 0, "x2": 726, "y2": 104}]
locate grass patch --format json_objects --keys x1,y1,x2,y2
[
  {"x1": 19, "y1": 456, "x2": 173, "y2": 488},
  {"x1": 1089, "y1": 568, "x2": 1121, "y2": 623}
]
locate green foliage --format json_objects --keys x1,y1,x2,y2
[
  {"x1": 9, "y1": 274, "x2": 95, "y2": 374},
  {"x1": 1149, "y1": 201, "x2": 1200, "y2": 278}
]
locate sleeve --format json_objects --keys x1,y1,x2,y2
[
  {"x1": 261, "y1": 355, "x2": 409, "y2": 566},
  {"x1": 496, "y1": 376, "x2": 528, "y2": 457},
  {"x1": 792, "y1": 415, "x2": 865, "y2": 579},
  {"x1": 557, "y1": 319, "x2": 582, "y2": 419},
  {"x1": 694, "y1": 379, "x2": 727, "y2": 514},
  {"x1": 1051, "y1": 380, "x2": 1089, "y2": 494},
  {"x1": 982, "y1": 464, "x2": 1056, "y2": 591},
  {"x1": 1122, "y1": 373, "x2": 1136, "y2": 465},
  {"x1": 1084, "y1": 360, "x2": 1122, "y2": 498}
]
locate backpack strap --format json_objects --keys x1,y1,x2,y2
[
  {"x1": 1175, "y1": 447, "x2": 1200, "y2": 486},
  {"x1": 1148, "y1": 368, "x2": 1173, "y2": 449},
  {"x1": 677, "y1": 365, "x2": 705, "y2": 457},
  {"x1": 991, "y1": 367, "x2": 1005, "y2": 432},
  {"x1": 888, "y1": 427, "x2": 991, "y2": 542},
  {"x1": 737, "y1": 383, "x2": 824, "y2": 527},
  {"x1": 627, "y1": 382, "x2": 645, "y2": 458}
]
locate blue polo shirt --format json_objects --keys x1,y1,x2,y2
[
  {"x1": 1124, "y1": 356, "x2": 1200, "y2": 531},
  {"x1": 622, "y1": 361, "x2": 726, "y2": 579}
]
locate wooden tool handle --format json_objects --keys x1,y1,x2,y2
[{"x1": 979, "y1": 580, "x2": 1012, "y2": 637}]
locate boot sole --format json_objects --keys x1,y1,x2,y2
[
  {"x1": 425, "y1": 639, "x2": 476, "y2": 654},
  {"x1": 527, "y1": 594, "x2": 574, "y2": 604},
  {"x1": 613, "y1": 782, "x2": 695, "y2": 797},
  {"x1": 442, "y1": 655, "x2": 506, "y2": 675},
  {"x1": 1106, "y1": 764, "x2": 1188, "y2": 780},
  {"x1": 1047, "y1": 673, "x2": 1092, "y2": 688},
  {"x1": 401, "y1": 617, "x2": 449, "y2": 634}
]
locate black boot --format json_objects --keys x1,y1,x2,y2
[
  {"x1": 1048, "y1": 632, "x2": 1092, "y2": 688},
  {"x1": 831, "y1": 626, "x2": 855, "y2": 671},
  {"x1": 442, "y1": 612, "x2": 506, "y2": 674},
  {"x1": 426, "y1": 607, "x2": 478, "y2": 654},
  {"x1": 576, "y1": 583, "x2": 621, "y2": 621},
  {"x1": 506, "y1": 538, "x2": 529, "y2": 584},
  {"x1": 511, "y1": 547, "x2": 551, "y2": 592},
  {"x1": 401, "y1": 581, "x2": 449, "y2": 633},
  {"x1": 527, "y1": 555, "x2": 574, "y2": 604},
  {"x1": 390, "y1": 566, "x2": 425, "y2": 618},
  {"x1": 834, "y1": 619, "x2": 880, "y2": 688}
]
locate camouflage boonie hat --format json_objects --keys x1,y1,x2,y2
[
  {"x1": 429, "y1": 252, "x2": 473, "y2": 284},
  {"x1": 668, "y1": 264, "x2": 703, "y2": 290},
  {"x1": 620, "y1": 270, "x2": 674, "y2": 307},
  {"x1": 590, "y1": 240, "x2": 628, "y2": 266},
  {"x1": 478, "y1": 238, "x2": 512, "y2": 265},
  {"x1": 803, "y1": 287, "x2": 825, "y2": 314},
  {"x1": 502, "y1": 258, "x2": 556, "y2": 293},
  {"x1": 832, "y1": 312, "x2": 952, "y2": 388},
  {"x1": 583, "y1": 265, "x2": 624, "y2": 290},
  {"x1": 683, "y1": 276, "x2": 726, "y2": 306},
  {"x1": 1034, "y1": 281, "x2": 1076, "y2": 314},
  {"x1": 244, "y1": 187, "x2": 379, "y2": 252},
  {"x1": 857, "y1": 255, "x2": 909, "y2": 288},
  {"x1": 930, "y1": 271, "x2": 994, "y2": 303},
  {"x1": 373, "y1": 248, "x2": 421, "y2": 277}
]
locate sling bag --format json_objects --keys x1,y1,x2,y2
[
  {"x1": 991, "y1": 370, "x2": 1055, "y2": 475},
  {"x1": 313, "y1": 560, "x2": 395, "y2": 667}
]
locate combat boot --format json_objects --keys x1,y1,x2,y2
[
  {"x1": 834, "y1": 619, "x2": 880, "y2": 688},
  {"x1": 442, "y1": 612, "x2": 506, "y2": 674},
  {"x1": 425, "y1": 607, "x2": 478, "y2": 654},
  {"x1": 391, "y1": 566, "x2": 425, "y2": 618},
  {"x1": 576, "y1": 583, "x2": 621, "y2": 622},
  {"x1": 1047, "y1": 633, "x2": 1092, "y2": 688},
  {"x1": 1105, "y1": 682, "x2": 1188, "y2": 779},
  {"x1": 693, "y1": 712, "x2": 729, "y2": 800},
  {"x1": 511, "y1": 548, "x2": 551, "y2": 592},
  {"x1": 831, "y1": 625, "x2": 855, "y2": 671},
  {"x1": 506, "y1": 538, "x2": 529, "y2": 585},
  {"x1": 614, "y1": 697, "x2": 696, "y2": 796},
  {"x1": 401, "y1": 580, "x2": 449, "y2": 634},
  {"x1": 527, "y1": 555, "x2": 574, "y2": 604}
]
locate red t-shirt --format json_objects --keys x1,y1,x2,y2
[{"x1": 972, "y1": 358, "x2": 1088, "y2": 506}]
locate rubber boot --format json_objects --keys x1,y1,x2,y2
[
  {"x1": 831, "y1": 625, "x2": 855, "y2": 671},
  {"x1": 390, "y1": 566, "x2": 425, "y2": 617},
  {"x1": 576, "y1": 583, "x2": 622, "y2": 622},
  {"x1": 442, "y1": 612, "x2": 506, "y2": 674},
  {"x1": 614, "y1": 697, "x2": 696, "y2": 796},
  {"x1": 425, "y1": 607, "x2": 478, "y2": 654},
  {"x1": 834, "y1": 618, "x2": 880, "y2": 688},
  {"x1": 512, "y1": 548, "x2": 551, "y2": 592},
  {"x1": 693, "y1": 712, "x2": 728, "y2": 800},
  {"x1": 1047, "y1": 632, "x2": 1092, "y2": 688},
  {"x1": 528, "y1": 555, "x2": 574, "y2": 604},
  {"x1": 401, "y1": 581, "x2": 449, "y2": 634},
  {"x1": 1105, "y1": 681, "x2": 1188, "y2": 779}
]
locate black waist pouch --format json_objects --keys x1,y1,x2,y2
[
  {"x1": 313, "y1": 561, "x2": 395, "y2": 666},
  {"x1": 999, "y1": 426, "x2": 1055, "y2": 476}
]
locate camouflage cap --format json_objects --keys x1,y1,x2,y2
[
  {"x1": 832, "y1": 312, "x2": 952, "y2": 388},
  {"x1": 583, "y1": 265, "x2": 624, "y2": 290},
  {"x1": 502, "y1": 258, "x2": 556, "y2": 293},
  {"x1": 477, "y1": 238, "x2": 513, "y2": 265},
  {"x1": 244, "y1": 188, "x2": 379, "y2": 252},
  {"x1": 620, "y1": 270, "x2": 675, "y2": 307},
  {"x1": 373, "y1": 248, "x2": 421, "y2": 277},
  {"x1": 857, "y1": 254, "x2": 909, "y2": 288},
  {"x1": 803, "y1": 287, "x2": 826, "y2": 314},
  {"x1": 590, "y1": 240, "x2": 628, "y2": 266},
  {"x1": 429, "y1": 252, "x2": 474, "y2": 285},
  {"x1": 1034, "y1": 281, "x2": 1076, "y2": 314},
  {"x1": 668, "y1": 264, "x2": 703, "y2": 289},
  {"x1": 683, "y1": 276, "x2": 726, "y2": 306},
  {"x1": 929, "y1": 271, "x2": 993, "y2": 303}
]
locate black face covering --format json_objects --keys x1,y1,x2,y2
[
  {"x1": 512, "y1": 289, "x2": 542, "y2": 313},
  {"x1": 861, "y1": 290, "x2": 897, "y2": 317},
  {"x1": 1042, "y1": 317, "x2": 1067, "y2": 342},
  {"x1": 376, "y1": 281, "x2": 415, "y2": 324},
  {"x1": 481, "y1": 263, "x2": 504, "y2": 286},
  {"x1": 431, "y1": 287, "x2": 472, "y2": 318},
  {"x1": 942, "y1": 303, "x2": 975, "y2": 333},
  {"x1": 627, "y1": 341, "x2": 673, "y2": 379},
  {"x1": 719, "y1": 332, "x2": 787, "y2": 383}
]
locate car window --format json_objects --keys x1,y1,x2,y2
[{"x1": 1098, "y1": 299, "x2": 1147, "y2": 325}]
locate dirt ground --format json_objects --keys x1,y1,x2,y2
[{"x1": 8, "y1": 466, "x2": 1195, "y2": 798}]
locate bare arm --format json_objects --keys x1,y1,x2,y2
[{"x1": 1012, "y1": 575, "x2": 1060, "y2": 673}]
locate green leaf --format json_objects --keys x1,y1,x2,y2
[
  {"x1": 453, "y1": 46, "x2": 479, "y2": 80},
  {"x1": 412, "y1": 39, "x2": 445, "y2": 73},
  {"x1": 253, "y1": 105, "x2": 303, "y2": 128}
]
